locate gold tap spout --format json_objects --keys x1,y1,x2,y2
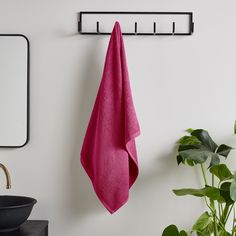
[{"x1": 0, "y1": 163, "x2": 11, "y2": 189}]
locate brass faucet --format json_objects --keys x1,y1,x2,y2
[{"x1": 0, "y1": 163, "x2": 11, "y2": 189}]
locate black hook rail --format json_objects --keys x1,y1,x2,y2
[{"x1": 78, "y1": 11, "x2": 194, "y2": 36}]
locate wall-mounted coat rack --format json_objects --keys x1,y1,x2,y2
[{"x1": 78, "y1": 11, "x2": 194, "y2": 36}]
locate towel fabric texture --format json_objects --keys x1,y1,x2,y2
[{"x1": 81, "y1": 22, "x2": 140, "y2": 214}]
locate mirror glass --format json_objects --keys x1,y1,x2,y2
[{"x1": 0, "y1": 35, "x2": 29, "y2": 147}]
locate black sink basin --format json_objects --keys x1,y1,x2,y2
[{"x1": 0, "y1": 195, "x2": 37, "y2": 233}]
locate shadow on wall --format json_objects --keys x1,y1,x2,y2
[
  {"x1": 129, "y1": 148, "x2": 201, "y2": 234},
  {"x1": 137, "y1": 149, "x2": 177, "y2": 188},
  {"x1": 68, "y1": 37, "x2": 105, "y2": 218},
  {"x1": 133, "y1": 147, "x2": 200, "y2": 196}
]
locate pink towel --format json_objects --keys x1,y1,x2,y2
[{"x1": 80, "y1": 22, "x2": 140, "y2": 214}]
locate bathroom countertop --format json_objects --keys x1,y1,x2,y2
[{"x1": 20, "y1": 221, "x2": 48, "y2": 236}]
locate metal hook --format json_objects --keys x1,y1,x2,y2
[
  {"x1": 191, "y1": 22, "x2": 194, "y2": 34},
  {"x1": 97, "y1": 21, "x2": 100, "y2": 34},
  {"x1": 153, "y1": 22, "x2": 156, "y2": 35},
  {"x1": 135, "y1": 22, "x2": 138, "y2": 35},
  {"x1": 172, "y1": 22, "x2": 175, "y2": 35},
  {"x1": 78, "y1": 21, "x2": 81, "y2": 32}
]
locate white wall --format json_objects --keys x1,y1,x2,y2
[{"x1": 1, "y1": 0, "x2": 236, "y2": 235}]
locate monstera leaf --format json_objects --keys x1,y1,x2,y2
[
  {"x1": 178, "y1": 148, "x2": 220, "y2": 168},
  {"x1": 192, "y1": 212, "x2": 212, "y2": 233},
  {"x1": 177, "y1": 129, "x2": 232, "y2": 168},
  {"x1": 210, "y1": 164, "x2": 233, "y2": 182},
  {"x1": 216, "y1": 144, "x2": 233, "y2": 158},
  {"x1": 173, "y1": 186, "x2": 224, "y2": 202},
  {"x1": 191, "y1": 129, "x2": 218, "y2": 152},
  {"x1": 178, "y1": 135, "x2": 201, "y2": 145},
  {"x1": 220, "y1": 182, "x2": 234, "y2": 205},
  {"x1": 230, "y1": 175, "x2": 236, "y2": 201},
  {"x1": 162, "y1": 225, "x2": 187, "y2": 236}
]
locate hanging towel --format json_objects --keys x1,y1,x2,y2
[{"x1": 80, "y1": 22, "x2": 140, "y2": 214}]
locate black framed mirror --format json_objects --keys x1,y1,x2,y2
[{"x1": 0, "y1": 34, "x2": 29, "y2": 147}]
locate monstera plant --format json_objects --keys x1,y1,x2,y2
[{"x1": 162, "y1": 125, "x2": 236, "y2": 236}]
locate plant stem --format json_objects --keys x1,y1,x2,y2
[
  {"x1": 210, "y1": 175, "x2": 218, "y2": 235},
  {"x1": 221, "y1": 204, "x2": 230, "y2": 226},
  {"x1": 200, "y1": 164, "x2": 208, "y2": 185},
  {"x1": 225, "y1": 204, "x2": 235, "y2": 225},
  {"x1": 205, "y1": 200, "x2": 226, "y2": 232},
  {"x1": 212, "y1": 202, "x2": 218, "y2": 236},
  {"x1": 200, "y1": 164, "x2": 218, "y2": 235},
  {"x1": 218, "y1": 202, "x2": 222, "y2": 219},
  {"x1": 232, "y1": 207, "x2": 235, "y2": 236},
  {"x1": 211, "y1": 174, "x2": 219, "y2": 235},
  {"x1": 212, "y1": 174, "x2": 215, "y2": 187},
  {"x1": 220, "y1": 204, "x2": 224, "y2": 215}
]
